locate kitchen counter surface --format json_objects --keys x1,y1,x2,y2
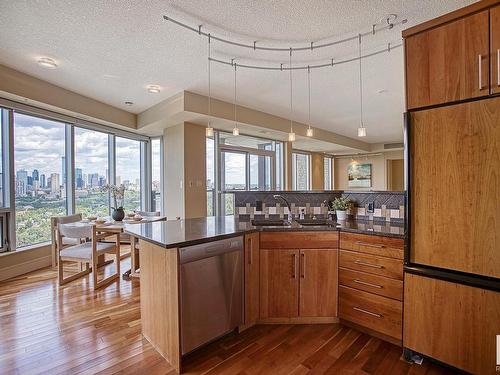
[{"x1": 124, "y1": 216, "x2": 405, "y2": 249}]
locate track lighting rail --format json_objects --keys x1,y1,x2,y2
[{"x1": 163, "y1": 15, "x2": 406, "y2": 52}]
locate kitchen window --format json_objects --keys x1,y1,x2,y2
[{"x1": 292, "y1": 151, "x2": 311, "y2": 190}]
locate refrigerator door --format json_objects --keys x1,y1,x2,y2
[{"x1": 408, "y1": 98, "x2": 500, "y2": 279}]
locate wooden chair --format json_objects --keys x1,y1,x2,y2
[
  {"x1": 50, "y1": 214, "x2": 83, "y2": 268},
  {"x1": 57, "y1": 223, "x2": 120, "y2": 289},
  {"x1": 125, "y1": 211, "x2": 161, "y2": 279}
]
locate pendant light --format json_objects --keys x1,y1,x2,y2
[
  {"x1": 288, "y1": 48, "x2": 295, "y2": 142},
  {"x1": 206, "y1": 35, "x2": 214, "y2": 137},
  {"x1": 306, "y1": 66, "x2": 313, "y2": 137},
  {"x1": 357, "y1": 34, "x2": 367, "y2": 137},
  {"x1": 232, "y1": 63, "x2": 239, "y2": 136}
]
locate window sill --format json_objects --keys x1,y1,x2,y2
[{"x1": 0, "y1": 241, "x2": 51, "y2": 257}]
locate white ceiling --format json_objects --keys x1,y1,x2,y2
[{"x1": 0, "y1": 0, "x2": 476, "y2": 144}]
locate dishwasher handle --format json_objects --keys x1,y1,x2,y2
[{"x1": 180, "y1": 236, "x2": 243, "y2": 264}]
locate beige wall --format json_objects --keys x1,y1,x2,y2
[
  {"x1": 334, "y1": 150, "x2": 404, "y2": 191},
  {"x1": 0, "y1": 64, "x2": 136, "y2": 130},
  {"x1": 311, "y1": 153, "x2": 325, "y2": 190},
  {"x1": 0, "y1": 245, "x2": 51, "y2": 282},
  {"x1": 164, "y1": 122, "x2": 207, "y2": 219}
]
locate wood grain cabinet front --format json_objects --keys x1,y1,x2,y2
[
  {"x1": 491, "y1": 5, "x2": 500, "y2": 94},
  {"x1": 339, "y1": 250, "x2": 403, "y2": 280},
  {"x1": 405, "y1": 10, "x2": 489, "y2": 109},
  {"x1": 244, "y1": 232, "x2": 260, "y2": 326}
]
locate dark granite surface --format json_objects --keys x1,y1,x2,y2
[{"x1": 124, "y1": 216, "x2": 405, "y2": 249}]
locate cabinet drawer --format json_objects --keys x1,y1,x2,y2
[
  {"x1": 339, "y1": 267, "x2": 403, "y2": 301},
  {"x1": 339, "y1": 250, "x2": 403, "y2": 280},
  {"x1": 340, "y1": 232, "x2": 403, "y2": 259},
  {"x1": 339, "y1": 286, "x2": 402, "y2": 340},
  {"x1": 260, "y1": 231, "x2": 338, "y2": 249}
]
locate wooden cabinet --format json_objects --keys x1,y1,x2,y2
[
  {"x1": 244, "y1": 232, "x2": 260, "y2": 325},
  {"x1": 260, "y1": 248, "x2": 299, "y2": 319},
  {"x1": 491, "y1": 5, "x2": 500, "y2": 94},
  {"x1": 405, "y1": 10, "x2": 489, "y2": 109},
  {"x1": 259, "y1": 231, "x2": 338, "y2": 322},
  {"x1": 299, "y1": 249, "x2": 337, "y2": 317},
  {"x1": 404, "y1": 273, "x2": 500, "y2": 375},
  {"x1": 410, "y1": 98, "x2": 500, "y2": 278},
  {"x1": 338, "y1": 232, "x2": 403, "y2": 344}
]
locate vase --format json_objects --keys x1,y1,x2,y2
[
  {"x1": 112, "y1": 208, "x2": 125, "y2": 221},
  {"x1": 336, "y1": 210, "x2": 347, "y2": 221}
]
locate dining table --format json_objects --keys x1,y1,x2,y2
[{"x1": 64, "y1": 215, "x2": 166, "y2": 280}]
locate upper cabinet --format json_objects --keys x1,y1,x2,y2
[
  {"x1": 405, "y1": 10, "x2": 489, "y2": 109},
  {"x1": 491, "y1": 5, "x2": 500, "y2": 94}
]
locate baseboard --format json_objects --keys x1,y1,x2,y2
[
  {"x1": 0, "y1": 254, "x2": 51, "y2": 282},
  {"x1": 258, "y1": 316, "x2": 339, "y2": 324}
]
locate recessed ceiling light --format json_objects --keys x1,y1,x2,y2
[
  {"x1": 125, "y1": 101, "x2": 134, "y2": 106},
  {"x1": 147, "y1": 85, "x2": 161, "y2": 94},
  {"x1": 37, "y1": 57, "x2": 57, "y2": 69}
]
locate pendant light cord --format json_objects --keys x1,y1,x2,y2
[
  {"x1": 308, "y1": 66, "x2": 311, "y2": 128},
  {"x1": 208, "y1": 35, "x2": 212, "y2": 125},
  {"x1": 289, "y1": 48, "x2": 293, "y2": 133},
  {"x1": 358, "y1": 34, "x2": 364, "y2": 128},
  {"x1": 234, "y1": 63, "x2": 237, "y2": 125}
]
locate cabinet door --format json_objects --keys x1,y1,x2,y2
[
  {"x1": 244, "y1": 232, "x2": 260, "y2": 325},
  {"x1": 260, "y1": 249, "x2": 299, "y2": 318},
  {"x1": 299, "y1": 249, "x2": 338, "y2": 317},
  {"x1": 411, "y1": 98, "x2": 500, "y2": 278},
  {"x1": 406, "y1": 10, "x2": 489, "y2": 109},
  {"x1": 404, "y1": 273, "x2": 500, "y2": 375},
  {"x1": 492, "y1": 5, "x2": 500, "y2": 94}
]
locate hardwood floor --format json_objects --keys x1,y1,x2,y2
[{"x1": 0, "y1": 258, "x2": 455, "y2": 375}]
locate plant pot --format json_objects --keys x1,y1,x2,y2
[
  {"x1": 336, "y1": 210, "x2": 347, "y2": 221},
  {"x1": 112, "y1": 208, "x2": 125, "y2": 221}
]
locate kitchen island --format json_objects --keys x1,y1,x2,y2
[{"x1": 125, "y1": 216, "x2": 405, "y2": 373}]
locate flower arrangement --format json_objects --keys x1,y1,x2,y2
[{"x1": 103, "y1": 184, "x2": 126, "y2": 210}]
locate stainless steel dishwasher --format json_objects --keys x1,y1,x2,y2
[{"x1": 179, "y1": 236, "x2": 243, "y2": 355}]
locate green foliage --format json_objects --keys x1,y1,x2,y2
[{"x1": 330, "y1": 197, "x2": 352, "y2": 211}]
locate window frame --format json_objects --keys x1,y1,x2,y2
[
  {"x1": 0, "y1": 98, "x2": 155, "y2": 251},
  {"x1": 324, "y1": 155, "x2": 333, "y2": 190}
]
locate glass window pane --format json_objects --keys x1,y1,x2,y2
[
  {"x1": 74, "y1": 127, "x2": 109, "y2": 217},
  {"x1": 221, "y1": 192, "x2": 234, "y2": 215},
  {"x1": 222, "y1": 152, "x2": 246, "y2": 190},
  {"x1": 292, "y1": 152, "x2": 310, "y2": 191},
  {"x1": 151, "y1": 139, "x2": 161, "y2": 213},
  {"x1": 116, "y1": 137, "x2": 141, "y2": 212},
  {"x1": 249, "y1": 154, "x2": 272, "y2": 191},
  {"x1": 324, "y1": 157, "x2": 332, "y2": 190},
  {"x1": 0, "y1": 109, "x2": 4, "y2": 207},
  {"x1": 14, "y1": 113, "x2": 67, "y2": 247}
]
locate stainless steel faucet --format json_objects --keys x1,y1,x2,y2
[{"x1": 273, "y1": 194, "x2": 292, "y2": 220}]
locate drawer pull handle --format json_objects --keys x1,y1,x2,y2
[
  {"x1": 353, "y1": 306, "x2": 382, "y2": 318},
  {"x1": 353, "y1": 279, "x2": 383, "y2": 289},
  {"x1": 478, "y1": 54, "x2": 482, "y2": 90},
  {"x1": 355, "y1": 241, "x2": 385, "y2": 248},
  {"x1": 354, "y1": 260, "x2": 384, "y2": 269},
  {"x1": 497, "y1": 49, "x2": 500, "y2": 87},
  {"x1": 292, "y1": 253, "x2": 297, "y2": 279}
]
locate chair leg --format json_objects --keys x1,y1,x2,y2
[{"x1": 58, "y1": 259, "x2": 91, "y2": 286}]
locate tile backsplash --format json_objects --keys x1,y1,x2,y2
[{"x1": 233, "y1": 190, "x2": 405, "y2": 223}]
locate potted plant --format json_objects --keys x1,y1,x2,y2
[
  {"x1": 330, "y1": 197, "x2": 351, "y2": 221},
  {"x1": 104, "y1": 184, "x2": 126, "y2": 221}
]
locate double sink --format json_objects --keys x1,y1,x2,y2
[{"x1": 251, "y1": 218, "x2": 338, "y2": 227}]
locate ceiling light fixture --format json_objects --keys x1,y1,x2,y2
[
  {"x1": 37, "y1": 57, "x2": 57, "y2": 69},
  {"x1": 306, "y1": 66, "x2": 313, "y2": 137},
  {"x1": 147, "y1": 85, "x2": 161, "y2": 94},
  {"x1": 357, "y1": 34, "x2": 367, "y2": 137},
  {"x1": 206, "y1": 35, "x2": 214, "y2": 137},
  {"x1": 232, "y1": 62, "x2": 239, "y2": 136},
  {"x1": 288, "y1": 48, "x2": 295, "y2": 142}
]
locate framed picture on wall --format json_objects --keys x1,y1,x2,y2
[{"x1": 347, "y1": 163, "x2": 372, "y2": 188}]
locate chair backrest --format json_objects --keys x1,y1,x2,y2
[
  {"x1": 58, "y1": 222, "x2": 93, "y2": 240},
  {"x1": 54, "y1": 213, "x2": 83, "y2": 225},
  {"x1": 135, "y1": 210, "x2": 161, "y2": 217}
]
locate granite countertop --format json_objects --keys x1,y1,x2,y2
[{"x1": 124, "y1": 216, "x2": 405, "y2": 249}]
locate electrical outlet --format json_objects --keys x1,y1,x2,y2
[{"x1": 367, "y1": 202, "x2": 375, "y2": 213}]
